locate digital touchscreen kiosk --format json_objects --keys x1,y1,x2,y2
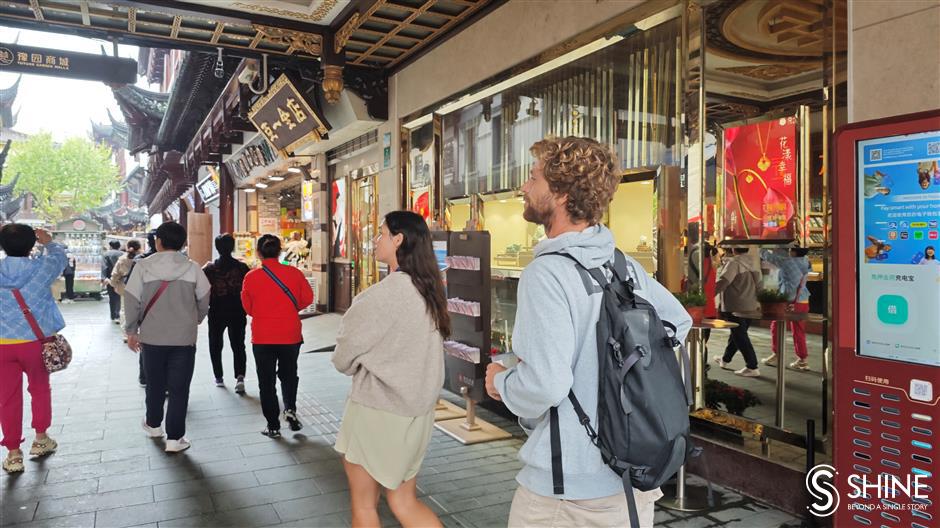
[{"x1": 857, "y1": 130, "x2": 940, "y2": 366}]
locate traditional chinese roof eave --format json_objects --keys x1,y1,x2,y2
[
  {"x1": 0, "y1": 75, "x2": 21, "y2": 129},
  {"x1": 111, "y1": 85, "x2": 168, "y2": 155},
  {"x1": 156, "y1": 51, "x2": 238, "y2": 153}
]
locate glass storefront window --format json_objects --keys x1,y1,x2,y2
[{"x1": 441, "y1": 18, "x2": 681, "y2": 200}]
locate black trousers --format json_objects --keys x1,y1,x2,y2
[
  {"x1": 720, "y1": 312, "x2": 758, "y2": 370},
  {"x1": 208, "y1": 311, "x2": 247, "y2": 380},
  {"x1": 252, "y1": 343, "x2": 300, "y2": 430},
  {"x1": 142, "y1": 344, "x2": 196, "y2": 440},
  {"x1": 63, "y1": 275, "x2": 74, "y2": 299},
  {"x1": 139, "y1": 350, "x2": 146, "y2": 385},
  {"x1": 107, "y1": 285, "x2": 121, "y2": 320}
]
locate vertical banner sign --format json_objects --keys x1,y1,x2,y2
[
  {"x1": 248, "y1": 74, "x2": 331, "y2": 157},
  {"x1": 332, "y1": 179, "x2": 346, "y2": 258},
  {"x1": 857, "y1": 130, "x2": 940, "y2": 366},
  {"x1": 722, "y1": 117, "x2": 798, "y2": 241},
  {"x1": 302, "y1": 180, "x2": 315, "y2": 222},
  {"x1": 0, "y1": 43, "x2": 137, "y2": 84}
]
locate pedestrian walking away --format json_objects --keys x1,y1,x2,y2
[
  {"x1": 102, "y1": 240, "x2": 123, "y2": 323},
  {"x1": 714, "y1": 247, "x2": 763, "y2": 377},
  {"x1": 332, "y1": 211, "x2": 449, "y2": 528},
  {"x1": 203, "y1": 233, "x2": 250, "y2": 393},
  {"x1": 110, "y1": 239, "x2": 142, "y2": 335},
  {"x1": 0, "y1": 224, "x2": 65, "y2": 473},
  {"x1": 241, "y1": 234, "x2": 313, "y2": 438},
  {"x1": 61, "y1": 255, "x2": 76, "y2": 303},
  {"x1": 760, "y1": 246, "x2": 812, "y2": 371},
  {"x1": 123, "y1": 222, "x2": 210, "y2": 453},
  {"x1": 484, "y1": 137, "x2": 692, "y2": 528}
]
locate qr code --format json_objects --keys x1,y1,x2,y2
[
  {"x1": 870, "y1": 149, "x2": 882, "y2": 161},
  {"x1": 928, "y1": 142, "x2": 940, "y2": 155}
]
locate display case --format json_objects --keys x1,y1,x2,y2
[
  {"x1": 434, "y1": 230, "x2": 512, "y2": 444},
  {"x1": 54, "y1": 219, "x2": 105, "y2": 298}
]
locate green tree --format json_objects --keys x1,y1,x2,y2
[{"x1": 6, "y1": 132, "x2": 120, "y2": 222}]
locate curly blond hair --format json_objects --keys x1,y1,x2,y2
[{"x1": 530, "y1": 136, "x2": 620, "y2": 224}]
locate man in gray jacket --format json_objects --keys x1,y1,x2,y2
[
  {"x1": 713, "y1": 247, "x2": 762, "y2": 377},
  {"x1": 124, "y1": 222, "x2": 210, "y2": 453},
  {"x1": 484, "y1": 137, "x2": 691, "y2": 527}
]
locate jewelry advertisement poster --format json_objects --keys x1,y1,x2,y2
[{"x1": 722, "y1": 116, "x2": 798, "y2": 241}]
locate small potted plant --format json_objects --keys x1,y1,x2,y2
[
  {"x1": 758, "y1": 288, "x2": 790, "y2": 318},
  {"x1": 675, "y1": 291, "x2": 707, "y2": 324}
]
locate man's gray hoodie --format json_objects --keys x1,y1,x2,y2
[
  {"x1": 123, "y1": 251, "x2": 210, "y2": 346},
  {"x1": 494, "y1": 224, "x2": 692, "y2": 500}
]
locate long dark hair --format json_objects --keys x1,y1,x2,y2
[{"x1": 385, "y1": 211, "x2": 450, "y2": 337}]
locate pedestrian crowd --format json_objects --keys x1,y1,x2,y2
[{"x1": 0, "y1": 135, "x2": 811, "y2": 528}]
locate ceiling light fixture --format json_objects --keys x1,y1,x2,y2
[
  {"x1": 287, "y1": 167, "x2": 302, "y2": 173},
  {"x1": 268, "y1": 175, "x2": 285, "y2": 181},
  {"x1": 242, "y1": 188, "x2": 255, "y2": 193},
  {"x1": 254, "y1": 182, "x2": 268, "y2": 189}
]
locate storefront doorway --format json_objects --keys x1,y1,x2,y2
[{"x1": 350, "y1": 165, "x2": 380, "y2": 295}]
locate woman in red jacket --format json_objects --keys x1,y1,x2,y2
[{"x1": 241, "y1": 235, "x2": 314, "y2": 438}]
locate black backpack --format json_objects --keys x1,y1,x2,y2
[{"x1": 546, "y1": 249, "x2": 703, "y2": 528}]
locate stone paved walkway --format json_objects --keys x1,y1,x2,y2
[{"x1": 2, "y1": 301, "x2": 803, "y2": 527}]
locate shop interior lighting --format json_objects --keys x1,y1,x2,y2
[
  {"x1": 254, "y1": 182, "x2": 268, "y2": 189},
  {"x1": 287, "y1": 167, "x2": 302, "y2": 173},
  {"x1": 242, "y1": 188, "x2": 255, "y2": 193},
  {"x1": 268, "y1": 175, "x2": 285, "y2": 181}
]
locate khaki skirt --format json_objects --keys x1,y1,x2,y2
[{"x1": 334, "y1": 400, "x2": 435, "y2": 490}]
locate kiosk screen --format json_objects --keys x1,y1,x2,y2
[{"x1": 857, "y1": 130, "x2": 940, "y2": 366}]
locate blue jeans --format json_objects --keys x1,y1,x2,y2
[{"x1": 142, "y1": 344, "x2": 196, "y2": 440}]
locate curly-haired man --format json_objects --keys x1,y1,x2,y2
[{"x1": 485, "y1": 137, "x2": 691, "y2": 527}]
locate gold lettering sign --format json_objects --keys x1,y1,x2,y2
[{"x1": 248, "y1": 74, "x2": 330, "y2": 157}]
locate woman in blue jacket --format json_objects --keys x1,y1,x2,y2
[{"x1": 0, "y1": 224, "x2": 66, "y2": 473}]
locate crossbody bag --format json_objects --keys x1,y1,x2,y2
[
  {"x1": 261, "y1": 265, "x2": 299, "y2": 311},
  {"x1": 11, "y1": 289, "x2": 72, "y2": 373}
]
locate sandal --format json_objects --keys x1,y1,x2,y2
[
  {"x1": 30, "y1": 437, "x2": 58, "y2": 457},
  {"x1": 3, "y1": 455, "x2": 24, "y2": 473}
]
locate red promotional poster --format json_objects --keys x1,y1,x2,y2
[{"x1": 722, "y1": 116, "x2": 798, "y2": 241}]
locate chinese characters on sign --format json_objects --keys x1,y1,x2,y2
[
  {"x1": 0, "y1": 43, "x2": 136, "y2": 84},
  {"x1": 722, "y1": 116, "x2": 798, "y2": 242},
  {"x1": 248, "y1": 74, "x2": 330, "y2": 158}
]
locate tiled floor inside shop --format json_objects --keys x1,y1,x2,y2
[{"x1": 2, "y1": 300, "x2": 804, "y2": 527}]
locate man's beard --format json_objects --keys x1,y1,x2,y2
[{"x1": 523, "y1": 194, "x2": 554, "y2": 231}]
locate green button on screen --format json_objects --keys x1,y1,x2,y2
[{"x1": 877, "y1": 295, "x2": 909, "y2": 325}]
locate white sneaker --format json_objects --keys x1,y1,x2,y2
[
  {"x1": 788, "y1": 359, "x2": 810, "y2": 371},
  {"x1": 734, "y1": 367, "x2": 761, "y2": 378},
  {"x1": 165, "y1": 438, "x2": 191, "y2": 453},
  {"x1": 141, "y1": 419, "x2": 164, "y2": 438},
  {"x1": 761, "y1": 355, "x2": 778, "y2": 367},
  {"x1": 713, "y1": 355, "x2": 733, "y2": 370},
  {"x1": 235, "y1": 378, "x2": 245, "y2": 395}
]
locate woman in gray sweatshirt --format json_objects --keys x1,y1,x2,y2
[{"x1": 332, "y1": 211, "x2": 449, "y2": 528}]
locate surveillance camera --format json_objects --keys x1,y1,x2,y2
[{"x1": 238, "y1": 61, "x2": 259, "y2": 85}]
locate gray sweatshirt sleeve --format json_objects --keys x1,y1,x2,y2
[
  {"x1": 332, "y1": 282, "x2": 398, "y2": 375},
  {"x1": 494, "y1": 263, "x2": 576, "y2": 419},
  {"x1": 194, "y1": 266, "x2": 211, "y2": 323},
  {"x1": 123, "y1": 263, "x2": 144, "y2": 335},
  {"x1": 637, "y1": 272, "x2": 693, "y2": 344}
]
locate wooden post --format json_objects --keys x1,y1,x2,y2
[{"x1": 219, "y1": 164, "x2": 235, "y2": 234}]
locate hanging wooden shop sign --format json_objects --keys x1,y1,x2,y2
[
  {"x1": 0, "y1": 42, "x2": 137, "y2": 84},
  {"x1": 248, "y1": 74, "x2": 331, "y2": 158}
]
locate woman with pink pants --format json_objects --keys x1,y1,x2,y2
[{"x1": 0, "y1": 225, "x2": 66, "y2": 473}]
